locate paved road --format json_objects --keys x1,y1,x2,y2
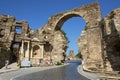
[
  {"x1": 0, "y1": 60, "x2": 89, "y2": 80},
  {"x1": 13, "y1": 60, "x2": 89, "y2": 80}
]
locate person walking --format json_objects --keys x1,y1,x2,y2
[{"x1": 5, "y1": 60, "x2": 9, "y2": 69}]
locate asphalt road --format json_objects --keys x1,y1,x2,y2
[{"x1": 13, "y1": 60, "x2": 89, "y2": 80}]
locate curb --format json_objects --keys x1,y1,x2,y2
[
  {"x1": 0, "y1": 68, "x2": 19, "y2": 74},
  {"x1": 77, "y1": 65, "x2": 120, "y2": 80},
  {"x1": 77, "y1": 65, "x2": 100, "y2": 80}
]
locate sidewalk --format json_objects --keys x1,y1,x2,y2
[
  {"x1": 0, "y1": 62, "x2": 19, "y2": 74},
  {"x1": 77, "y1": 65, "x2": 120, "y2": 80}
]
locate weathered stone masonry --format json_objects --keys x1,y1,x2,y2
[
  {"x1": 100, "y1": 9, "x2": 120, "y2": 72},
  {"x1": 0, "y1": 2, "x2": 120, "y2": 74},
  {"x1": 0, "y1": 15, "x2": 45, "y2": 67},
  {"x1": 37, "y1": 2, "x2": 102, "y2": 67}
]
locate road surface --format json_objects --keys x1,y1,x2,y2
[
  {"x1": 14, "y1": 60, "x2": 89, "y2": 80},
  {"x1": 0, "y1": 60, "x2": 89, "y2": 80}
]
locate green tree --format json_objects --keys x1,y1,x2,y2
[{"x1": 76, "y1": 52, "x2": 82, "y2": 59}]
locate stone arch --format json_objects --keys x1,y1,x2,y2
[
  {"x1": 45, "y1": 2, "x2": 101, "y2": 31},
  {"x1": 38, "y1": 2, "x2": 103, "y2": 70},
  {"x1": 49, "y1": 2, "x2": 101, "y2": 61},
  {"x1": 55, "y1": 13, "x2": 83, "y2": 30}
]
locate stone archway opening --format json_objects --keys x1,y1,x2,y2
[
  {"x1": 40, "y1": 2, "x2": 102, "y2": 70},
  {"x1": 55, "y1": 14, "x2": 80, "y2": 30},
  {"x1": 106, "y1": 39, "x2": 120, "y2": 71},
  {"x1": 33, "y1": 45, "x2": 41, "y2": 57},
  {"x1": 44, "y1": 42, "x2": 53, "y2": 57},
  {"x1": 54, "y1": 14, "x2": 86, "y2": 59},
  {"x1": 113, "y1": 40, "x2": 120, "y2": 57},
  {"x1": 11, "y1": 42, "x2": 21, "y2": 62}
]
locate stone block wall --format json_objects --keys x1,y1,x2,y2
[
  {"x1": 0, "y1": 42, "x2": 11, "y2": 68},
  {"x1": 78, "y1": 27, "x2": 103, "y2": 72},
  {"x1": 101, "y1": 8, "x2": 120, "y2": 72}
]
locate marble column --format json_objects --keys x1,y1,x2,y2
[
  {"x1": 20, "y1": 41, "x2": 24, "y2": 60},
  {"x1": 30, "y1": 47, "x2": 33, "y2": 59},
  {"x1": 25, "y1": 41, "x2": 30, "y2": 60},
  {"x1": 40, "y1": 45, "x2": 44, "y2": 59}
]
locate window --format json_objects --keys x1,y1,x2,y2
[{"x1": 15, "y1": 26, "x2": 22, "y2": 34}]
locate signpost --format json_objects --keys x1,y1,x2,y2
[{"x1": 21, "y1": 60, "x2": 31, "y2": 67}]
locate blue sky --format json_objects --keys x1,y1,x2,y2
[{"x1": 0, "y1": 0, "x2": 120, "y2": 55}]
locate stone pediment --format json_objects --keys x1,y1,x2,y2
[{"x1": 32, "y1": 37, "x2": 40, "y2": 41}]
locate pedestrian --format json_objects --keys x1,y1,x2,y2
[{"x1": 5, "y1": 60, "x2": 9, "y2": 69}]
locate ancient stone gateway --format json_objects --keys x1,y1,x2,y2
[
  {"x1": 0, "y1": 1, "x2": 120, "y2": 74},
  {"x1": 43, "y1": 2, "x2": 101, "y2": 30},
  {"x1": 37, "y1": 2, "x2": 103, "y2": 72}
]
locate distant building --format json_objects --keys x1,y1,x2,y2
[{"x1": 68, "y1": 50, "x2": 76, "y2": 60}]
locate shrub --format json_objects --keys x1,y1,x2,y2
[{"x1": 56, "y1": 62, "x2": 62, "y2": 65}]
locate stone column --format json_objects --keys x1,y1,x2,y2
[
  {"x1": 20, "y1": 41, "x2": 24, "y2": 60},
  {"x1": 30, "y1": 47, "x2": 33, "y2": 59},
  {"x1": 25, "y1": 41, "x2": 30, "y2": 60},
  {"x1": 40, "y1": 45, "x2": 44, "y2": 59}
]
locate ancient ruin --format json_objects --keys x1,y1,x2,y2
[
  {"x1": 67, "y1": 50, "x2": 76, "y2": 60},
  {"x1": 101, "y1": 8, "x2": 120, "y2": 72},
  {"x1": 0, "y1": 2, "x2": 120, "y2": 75}
]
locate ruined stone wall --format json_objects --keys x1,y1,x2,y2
[
  {"x1": 0, "y1": 15, "x2": 32, "y2": 68},
  {"x1": 0, "y1": 42, "x2": 11, "y2": 68},
  {"x1": 78, "y1": 27, "x2": 103, "y2": 72},
  {"x1": 101, "y1": 8, "x2": 120, "y2": 72},
  {"x1": 0, "y1": 15, "x2": 15, "y2": 68},
  {"x1": 0, "y1": 15, "x2": 15, "y2": 47},
  {"x1": 36, "y1": 2, "x2": 102, "y2": 65},
  {"x1": 68, "y1": 50, "x2": 75, "y2": 60},
  {"x1": 78, "y1": 8, "x2": 120, "y2": 73},
  {"x1": 52, "y1": 31, "x2": 67, "y2": 63},
  {"x1": 0, "y1": 15, "x2": 31, "y2": 45}
]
